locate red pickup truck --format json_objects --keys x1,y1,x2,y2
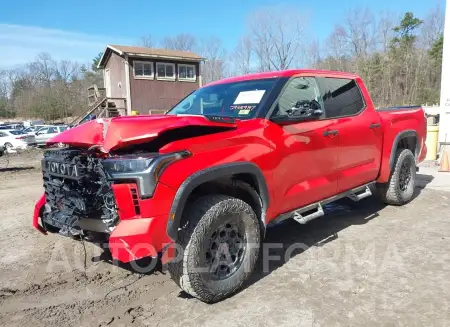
[{"x1": 33, "y1": 70, "x2": 427, "y2": 303}]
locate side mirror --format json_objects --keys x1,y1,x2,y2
[
  {"x1": 270, "y1": 111, "x2": 322, "y2": 125},
  {"x1": 271, "y1": 100, "x2": 323, "y2": 125}
]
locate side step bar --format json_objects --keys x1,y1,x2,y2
[
  {"x1": 293, "y1": 203, "x2": 325, "y2": 224},
  {"x1": 347, "y1": 186, "x2": 372, "y2": 202},
  {"x1": 270, "y1": 182, "x2": 375, "y2": 226}
]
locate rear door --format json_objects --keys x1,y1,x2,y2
[
  {"x1": 267, "y1": 76, "x2": 339, "y2": 214},
  {"x1": 317, "y1": 77, "x2": 383, "y2": 193}
]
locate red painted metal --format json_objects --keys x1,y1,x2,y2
[
  {"x1": 48, "y1": 115, "x2": 237, "y2": 152},
  {"x1": 33, "y1": 69, "x2": 428, "y2": 264},
  {"x1": 33, "y1": 194, "x2": 47, "y2": 235},
  {"x1": 108, "y1": 214, "x2": 172, "y2": 262}
]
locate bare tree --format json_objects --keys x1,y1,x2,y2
[
  {"x1": 325, "y1": 25, "x2": 349, "y2": 71},
  {"x1": 200, "y1": 37, "x2": 228, "y2": 83},
  {"x1": 377, "y1": 11, "x2": 395, "y2": 52},
  {"x1": 419, "y1": 5, "x2": 445, "y2": 48},
  {"x1": 28, "y1": 53, "x2": 56, "y2": 86},
  {"x1": 249, "y1": 6, "x2": 307, "y2": 71},
  {"x1": 56, "y1": 60, "x2": 80, "y2": 83},
  {"x1": 344, "y1": 8, "x2": 377, "y2": 60},
  {"x1": 139, "y1": 34, "x2": 154, "y2": 48},
  {"x1": 307, "y1": 40, "x2": 322, "y2": 68},
  {"x1": 231, "y1": 36, "x2": 252, "y2": 75},
  {"x1": 161, "y1": 33, "x2": 197, "y2": 51}
]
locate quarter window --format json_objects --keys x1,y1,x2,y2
[
  {"x1": 156, "y1": 63, "x2": 176, "y2": 80},
  {"x1": 178, "y1": 64, "x2": 196, "y2": 81},
  {"x1": 317, "y1": 78, "x2": 365, "y2": 118},
  {"x1": 272, "y1": 77, "x2": 323, "y2": 118},
  {"x1": 134, "y1": 61, "x2": 154, "y2": 79}
]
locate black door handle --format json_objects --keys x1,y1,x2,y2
[
  {"x1": 323, "y1": 129, "x2": 339, "y2": 137},
  {"x1": 370, "y1": 123, "x2": 381, "y2": 129}
]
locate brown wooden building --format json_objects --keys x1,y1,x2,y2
[{"x1": 97, "y1": 45, "x2": 204, "y2": 115}]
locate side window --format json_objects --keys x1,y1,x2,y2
[
  {"x1": 317, "y1": 78, "x2": 365, "y2": 118},
  {"x1": 47, "y1": 127, "x2": 57, "y2": 134},
  {"x1": 0, "y1": 132, "x2": 6, "y2": 137},
  {"x1": 272, "y1": 77, "x2": 323, "y2": 117}
]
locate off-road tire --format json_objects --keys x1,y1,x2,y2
[
  {"x1": 376, "y1": 148, "x2": 416, "y2": 205},
  {"x1": 167, "y1": 194, "x2": 261, "y2": 303}
]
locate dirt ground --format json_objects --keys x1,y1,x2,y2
[{"x1": 0, "y1": 151, "x2": 449, "y2": 327}]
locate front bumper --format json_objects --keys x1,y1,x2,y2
[{"x1": 33, "y1": 181, "x2": 177, "y2": 263}]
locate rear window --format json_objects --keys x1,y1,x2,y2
[{"x1": 317, "y1": 78, "x2": 365, "y2": 118}]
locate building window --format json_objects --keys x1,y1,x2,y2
[
  {"x1": 156, "y1": 63, "x2": 176, "y2": 81},
  {"x1": 134, "y1": 61, "x2": 153, "y2": 79},
  {"x1": 178, "y1": 64, "x2": 196, "y2": 81}
]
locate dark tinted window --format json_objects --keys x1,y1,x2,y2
[
  {"x1": 272, "y1": 77, "x2": 323, "y2": 117},
  {"x1": 317, "y1": 78, "x2": 364, "y2": 118}
]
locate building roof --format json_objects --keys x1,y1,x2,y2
[
  {"x1": 205, "y1": 69, "x2": 361, "y2": 86},
  {"x1": 98, "y1": 44, "x2": 204, "y2": 68}
]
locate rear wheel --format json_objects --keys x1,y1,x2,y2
[
  {"x1": 376, "y1": 148, "x2": 416, "y2": 205},
  {"x1": 167, "y1": 194, "x2": 260, "y2": 303},
  {"x1": 4, "y1": 142, "x2": 13, "y2": 150}
]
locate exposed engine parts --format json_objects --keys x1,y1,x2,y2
[{"x1": 42, "y1": 149, "x2": 118, "y2": 237}]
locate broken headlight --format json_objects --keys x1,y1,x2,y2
[
  {"x1": 101, "y1": 151, "x2": 190, "y2": 197},
  {"x1": 102, "y1": 153, "x2": 158, "y2": 174}
]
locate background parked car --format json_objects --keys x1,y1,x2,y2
[
  {"x1": 0, "y1": 131, "x2": 28, "y2": 150},
  {"x1": 35, "y1": 125, "x2": 68, "y2": 147},
  {"x1": 22, "y1": 125, "x2": 48, "y2": 135},
  {"x1": 3, "y1": 130, "x2": 36, "y2": 146},
  {"x1": 0, "y1": 123, "x2": 24, "y2": 130}
]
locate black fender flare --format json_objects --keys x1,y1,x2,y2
[
  {"x1": 389, "y1": 130, "x2": 419, "y2": 169},
  {"x1": 166, "y1": 162, "x2": 270, "y2": 241}
]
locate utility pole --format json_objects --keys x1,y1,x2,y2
[{"x1": 439, "y1": 0, "x2": 450, "y2": 145}]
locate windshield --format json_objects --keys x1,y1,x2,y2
[{"x1": 167, "y1": 78, "x2": 278, "y2": 119}]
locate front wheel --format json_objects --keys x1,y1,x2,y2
[
  {"x1": 167, "y1": 195, "x2": 261, "y2": 303},
  {"x1": 376, "y1": 148, "x2": 416, "y2": 205},
  {"x1": 4, "y1": 142, "x2": 13, "y2": 150}
]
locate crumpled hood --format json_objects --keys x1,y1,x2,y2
[{"x1": 48, "y1": 115, "x2": 237, "y2": 152}]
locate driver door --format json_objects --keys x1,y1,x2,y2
[{"x1": 267, "y1": 77, "x2": 339, "y2": 214}]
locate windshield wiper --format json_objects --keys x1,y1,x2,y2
[{"x1": 204, "y1": 115, "x2": 236, "y2": 124}]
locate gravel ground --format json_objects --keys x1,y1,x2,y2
[{"x1": 0, "y1": 151, "x2": 449, "y2": 327}]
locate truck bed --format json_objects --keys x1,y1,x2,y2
[{"x1": 376, "y1": 106, "x2": 427, "y2": 183}]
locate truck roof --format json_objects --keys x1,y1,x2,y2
[{"x1": 206, "y1": 69, "x2": 361, "y2": 86}]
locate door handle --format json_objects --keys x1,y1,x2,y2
[
  {"x1": 323, "y1": 129, "x2": 339, "y2": 137},
  {"x1": 370, "y1": 123, "x2": 381, "y2": 129}
]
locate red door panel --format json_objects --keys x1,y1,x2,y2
[
  {"x1": 265, "y1": 119, "x2": 339, "y2": 215},
  {"x1": 335, "y1": 110, "x2": 382, "y2": 192},
  {"x1": 316, "y1": 77, "x2": 383, "y2": 193}
]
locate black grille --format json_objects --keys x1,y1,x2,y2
[{"x1": 42, "y1": 149, "x2": 116, "y2": 231}]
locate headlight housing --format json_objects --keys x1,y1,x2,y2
[
  {"x1": 102, "y1": 151, "x2": 190, "y2": 198},
  {"x1": 102, "y1": 153, "x2": 158, "y2": 174}
]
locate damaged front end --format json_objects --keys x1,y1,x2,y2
[
  {"x1": 33, "y1": 146, "x2": 189, "y2": 263},
  {"x1": 33, "y1": 114, "x2": 236, "y2": 262},
  {"x1": 40, "y1": 148, "x2": 118, "y2": 238}
]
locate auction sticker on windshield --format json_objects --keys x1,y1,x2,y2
[{"x1": 233, "y1": 90, "x2": 266, "y2": 104}]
